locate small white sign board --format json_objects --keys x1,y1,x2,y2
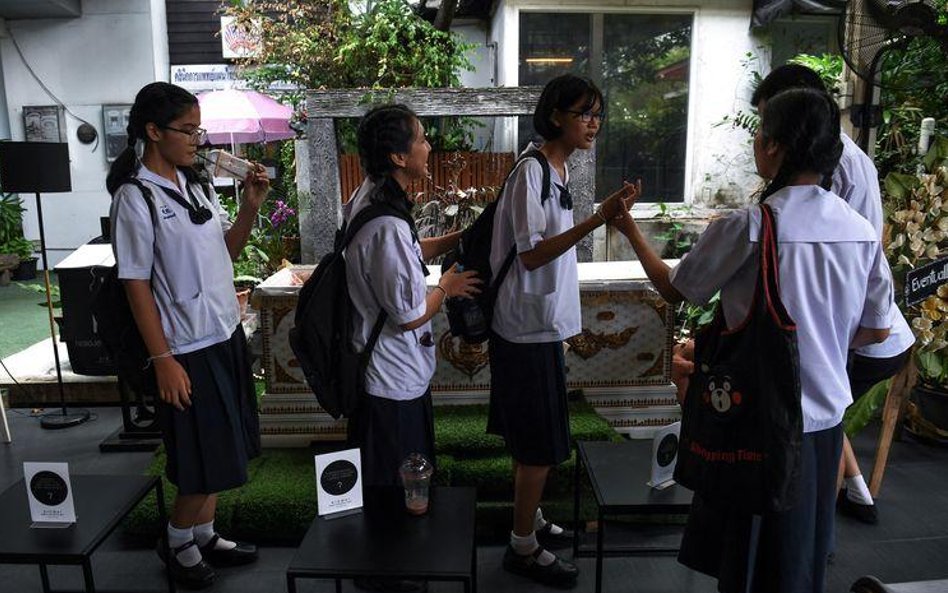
[
  {"x1": 24, "y1": 462, "x2": 76, "y2": 527},
  {"x1": 314, "y1": 448, "x2": 363, "y2": 518},
  {"x1": 647, "y1": 421, "x2": 681, "y2": 490}
]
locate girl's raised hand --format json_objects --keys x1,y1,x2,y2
[{"x1": 242, "y1": 163, "x2": 270, "y2": 210}]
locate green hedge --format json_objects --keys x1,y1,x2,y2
[{"x1": 124, "y1": 399, "x2": 622, "y2": 543}]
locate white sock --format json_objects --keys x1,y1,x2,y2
[
  {"x1": 193, "y1": 520, "x2": 237, "y2": 551},
  {"x1": 534, "y1": 508, "x2": 564, "y2": 535},
  {"x1": 167, "y1": 523, "x2": 201, "y2": 568},
  {"x1": 845, "y1": 475, "x2": 874, "y2": 506},
  {"x1": 510, "y1": 531, "x2": 555, "y2": 566}
]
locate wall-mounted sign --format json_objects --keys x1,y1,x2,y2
[
  {"x1": 102, "y1": 105, "x2": 132, "y2": 162},
  {"x1": 170, "y1": 65, "x2": 297, "y2": 93},
  {"x1": 24, "y1": 462, "x2": 76, "y2": 527},
  {"x1": 23, "y1": 105, "x2": 66, "y2": 143},
  {"x1": 221, "y1": 16, "x2": 260, "y2": 59},
  {"x1": 647, "y1": 421, "x2": 680, "y2": 490},
  {"x1": 905, "y1": 256, "x2": 948, "y2": 307},
  {"x1": 314, "y1": 448, "x2": 363, "y2": 518}
]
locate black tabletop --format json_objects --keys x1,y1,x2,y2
[
  {"x1": 578, "y1": 440, "x2": 692, "y2": 513},
  {"x1": 0, "y1": 474, "x2": 158, "y2": 564},
  {"x1": 287, "y1": 486, "x2": 476, "y2": 580}
]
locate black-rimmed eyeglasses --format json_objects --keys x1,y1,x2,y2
[
  {"x1": 562, "y1": 110, "x2": 606, "y2": 124},
  {"x1": 160, "y1": 125, "x2": 209, "y2": 145}
]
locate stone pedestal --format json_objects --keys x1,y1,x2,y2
[{"x1": 252, "y1": 261, "x2": 680, "y2": 446}]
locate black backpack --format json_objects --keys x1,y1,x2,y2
[
  {"x1": 91, "y1": 179, "x2": 158, "y2": 395},
  {"x1": 289, "y1": 202, "x2": 415, "y2": 419},
  {"x1": 441, "y1": 150, "x2": 551, "y2": 343}
]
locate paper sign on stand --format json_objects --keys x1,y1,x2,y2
[
  {"x1": 24, "y1": 462, "x2": 76, "y2": 527},
  {"x1": 647, "y1": 421, "x2": 681, "y2": 490},
  {"x1": 314, "y1": 448, "x2": 363, "y2": 518}
]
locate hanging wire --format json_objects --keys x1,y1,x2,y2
[{"x1": 8, "y1": 27, "x2": 99, "y2": 152}]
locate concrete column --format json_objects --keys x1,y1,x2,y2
[{"x1": 150, "y1": 0, "x2": 169, "y2": 82}]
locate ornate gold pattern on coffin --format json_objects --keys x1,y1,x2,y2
[
  {"x1": 566, "y1": 326, "x2": 638, "y2": 360},
  {"x1": 438, "y1": 332, "x2": 490, "y2": 380}
]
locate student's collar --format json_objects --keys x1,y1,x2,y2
[{"x1": 137, "y1": 164, "x2": 189, "y2": 196}]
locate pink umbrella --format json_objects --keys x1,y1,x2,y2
[{"x1": 196, "y1": 89, "x2": 295, "y2": 145}]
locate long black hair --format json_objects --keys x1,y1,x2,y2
[
  {"x1": 758, "y1": 88, "x2": 843, "y2": 202},
  {"x1": 356, "y1": 104, "x2": 418, "y2": 182},
  {"x1": 106, "y1": 82, "x2": 199, "y2": 195},
  {"x1": 533, "y1": 74, "x2": 604, "y2": 141}
]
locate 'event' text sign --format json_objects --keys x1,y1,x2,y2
[{"x1": 905, "y1": 256, "x2": 948, "y2": 307}]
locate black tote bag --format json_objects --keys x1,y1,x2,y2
[{"x1": 674, "y1": 204, "x2": 803, "y2": 513}]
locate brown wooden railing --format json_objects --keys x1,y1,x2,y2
[{"x1": 339, "y1": 152, "x2": 515, "y2": 203}]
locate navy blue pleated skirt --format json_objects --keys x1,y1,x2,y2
[
  {"x1": 157, "y1": 326, "x2": 261, "y2": 496},
  {"x1": 346, "y1": 389, "x2": 435, "y2": 487},
  {"x1": 486, "y1": 334, "x2": 571, "y2": 466},
  {"x1": 678, "y1": 424, "x2": 843, "y2": 593}
]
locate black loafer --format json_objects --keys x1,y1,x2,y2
[
  {"x1": 156, "y1": 540, "x2": 216, "y2": 590},
  {"x1": 502, "y1": 545, "x2": 578, "y2": 588},
  {"x1": 199, "y1": 534, "x2": 259, "y2": 566},
  {"x1": 537, "y1": 522, "x2": 575, "y2": 549},
  {"x1": 836, "y1": 489, "x2": 878, "y2": 525}
]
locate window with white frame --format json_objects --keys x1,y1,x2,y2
[{"x1": 519, "y1": 12, "x2": 693, "y2": 203}]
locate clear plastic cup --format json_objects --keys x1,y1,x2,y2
[{"x1": 399, "y1": 453, "x2": 434, "y2": 515}]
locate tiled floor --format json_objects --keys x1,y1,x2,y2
[{"x1": 0, "y1": 407, "x2": 946, "y2": 593}]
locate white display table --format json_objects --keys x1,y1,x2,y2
[{"x1": 253, "y1": 261, "x2": 681, "y2": 446}]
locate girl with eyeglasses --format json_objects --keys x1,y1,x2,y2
[
  {"x1": 106, "y1": 82, "x2": 267, "y2": 589},
  {"x1": 487, "y1": 74, "x2": 638, "y2": 588}
]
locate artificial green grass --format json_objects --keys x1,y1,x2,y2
[{"x1": 125, "y1": 399, "x2": 623, "y2": 543}]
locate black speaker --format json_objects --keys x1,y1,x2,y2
[{"x1": 0, "y1": 141, "x2": 71, "y2": 193}]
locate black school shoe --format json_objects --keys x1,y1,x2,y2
[
  {"x1": 198, "y1": 534, "x2": 259, "y2": 566},
  {"x1": 836, "y1": 489, "x2": 879, "y2": 525},
  {"x1": 537, "y1": 522, "x2": 575, "y2": 549},
  {"x1": 502, "y1": 545, "x2": 578, "y2": 588},
  {"x1": 156, "y1": 540, "x2": 216, "y2": 590}
]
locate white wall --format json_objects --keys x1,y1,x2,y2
[
  {"x1": 0, "y1": 0, "x2": 155, "y2": 267},
  {"x1": 490, "y1": 0, "x2": 766, "y2": 208}
]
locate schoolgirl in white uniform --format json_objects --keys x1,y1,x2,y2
[
  {"x1": 106, "y1": 82, "x2": 266, "y2": 589},
  {"x1": 344, "y1": 104, "x2": 480, "y2": 489},
  {"x1": 487, "y1": 74, "x2": 636, "y2": 588},
  {"x1": 751, "y1": 65, "x2": 915, "y2": 525},
  {"x1": 613, "y1": 88, "x2": 893, "y2": 593}
]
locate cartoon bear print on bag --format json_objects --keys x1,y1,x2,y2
[{"x1": 702, "y1": 374, "x2": 742, "y2": 414}]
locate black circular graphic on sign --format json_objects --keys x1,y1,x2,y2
[
  {"x1": 656, "y1": 434, "x2": 679, "y2": 468},
  {"x1": 320, "y1": 460, "x2": 358, "y2": 496},
  {"x1": 30, "y1": 471, "x2": 68, "y2": 506}
]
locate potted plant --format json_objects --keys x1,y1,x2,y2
[
  {"x1": 6, "y1": 236, "x2": 37, "y2": 280},
  {"x1": 0, "y1": 194, "x2": 26, "y2": 283},
  {"x1": 884, "y1": 135, "x2": 948, "y2": 441}
]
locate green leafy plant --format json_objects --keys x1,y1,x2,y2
[
  {"x1": 1, "y1": 236, "x2": 35, "y2": 261},
  {"x1": 787, "y1": 53, "x2": 843, "y2": 96},
  {"x1": 225, "y1": 0, "x2": 475, "y2": 151},
  {"x1": 0, "y1": 193, "x2": 25, "y2": 246}
]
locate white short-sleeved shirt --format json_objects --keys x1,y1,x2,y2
[
  {"x1": 490, "y1": 151, "x2": 581, "y2": 343},
  {"x1": 832, "y1": 133, "x2": 915, "y2": 359},
  {"x1": 110, "y1": 165, "x2": 238, "y2": 355},
  {"x1": 669, "y1": 186, "x2": 893, "y2": 433},
  {"x1": 344, "y1": 179, "x2": 435, "y2": 401}
]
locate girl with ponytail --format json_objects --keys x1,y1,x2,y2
[
  {"x1": 344, "y1": 104, "x2": 480, "y2": 497},
  {"x1": 109, "y1": 82, "x2": 266, "y2": 589},
  {"x1": 611, "y1": 88, "x2": 895, "y2": 593}
]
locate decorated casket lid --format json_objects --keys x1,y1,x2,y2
[{"x1": 252, "y1": 260, "x2": 678, "y2": 307}]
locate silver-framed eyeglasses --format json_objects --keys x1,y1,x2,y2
[
  {"x1": 160, "y1": 125, "x2": 209, "y2": 145},
  {"x1": 563, "y1": 110, "x2": 606, "y2": 124}
]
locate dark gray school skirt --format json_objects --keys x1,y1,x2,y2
[
  {"x1": 678, "y1": 424, "x2": 843, "y2": 593},
  {"x1": 486, "y1": 333, "x2": 571, "y2": 467},
  {"x1": 156, "y1": 326, "x2": 261, "y2": 496},
  {"x1": 346, "y1": 389, "x2": 436, "y2": 487}
]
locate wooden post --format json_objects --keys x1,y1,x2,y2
[
  {"x1": 868, "y1": 352, "x2": 917, "y2": 497},
  {"x1": 302, "y1": 118, "x2": 342, "y2": 262}
]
